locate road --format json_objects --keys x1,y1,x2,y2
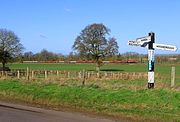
[{"x1": 0, "y1": 101, "x2": 118, "y2": 122}]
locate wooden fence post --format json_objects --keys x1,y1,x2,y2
[
  {"x1": 82, "y1": 69, "x2": 85, "y2": 85},
  {"x1": 171, "y1": 67, "x2": 175, "y2": 87},
  {"x1": 132, "y1": 72, "x2": 136, "y2": 79},
  {"x1": 79, "y1": 71, "x2": 82, "y2": 79},
  {"x1": 5, "y1": 71, "x2": 8, "y2": 77},
  {"x1": 26, "y1": 67, "x2": 29, "y2": 80},
  {"x1": 87, "y1": 72, "x2": 89, "y2": 79},
  {"x1": 45, "y1": 70, "x2": 48, "y2": 80},
  {"x1": 119, "y1": 73, "x2": 122, "y2": 79},
  {"x1": 105, "y1": 72, "x2": 108, "y2": 78},
  {"x1": 57, "y1": 70, "x2": 59, "y2": 77},
  {"x1": 68, "y1": 72, "x2": 70, "y2": 78},
  {"x1": 17, "y1": 70, "x2": 20, "y2": 79},
  {"x1": 110, "y1": 72, "x2": 112, "y2": 78},
  {"x1": 2, "y1": 71, "x2": 4, "y2": 76},
  {"x1": 32, "y1": 70, "x2": 34, "y2": 79},
  {"x1": 97, "y1": 72, "x2": 99, "y2": 78},
  {"x1": 113, "y1": 73, "x2": 116, "y2": 79}
]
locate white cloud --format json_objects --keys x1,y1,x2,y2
[{"x1": 64, "y1": 8, "x2": 72, "y2": 12}]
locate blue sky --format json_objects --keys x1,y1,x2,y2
[{"x1": 0, "y1": 0, "x2": 180, "y2": 54}]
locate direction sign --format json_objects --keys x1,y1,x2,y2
[
  {"x1": 128, "y1": 36, "x2": 151, "y2": 47},
  {"x1": 153, "y1": 43, "x2": 177, "y2": 51},
  {"x1": 136, "y1": 36, "x2": 151, "y2": 44},
  {"x1": 128, "y1": 40, "x2": 142, "y2": 47}
]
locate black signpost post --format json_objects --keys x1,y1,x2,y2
[{"x1": 148, "y1": 32, "x2": 155, "y2": 89}]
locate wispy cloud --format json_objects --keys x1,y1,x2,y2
[
  {"x1": 64, "y1": 8, "x2": 72, "y2": 12},
  {"x1": 39, "y1": 33, "x2": 48, "y2": 39}
]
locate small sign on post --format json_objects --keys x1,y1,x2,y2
[{"x1": 128, "y1": 32, "x2": 178, "y2": 89}]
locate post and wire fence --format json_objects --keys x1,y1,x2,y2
[
  {"x1": 0, "y1": 67, "x2": 149, "y2": 80},
  {"x1": 0, "y1": 67, "x2": 177, "y2": 88}
]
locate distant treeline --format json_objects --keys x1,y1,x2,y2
[
  {"x1": 22, "y1": 60, "x2": 138, "y2": 64},
  {"x1": 12, "y1": 49, "x2": 180, "y2": 64}
]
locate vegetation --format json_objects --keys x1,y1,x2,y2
[
  {"x1": 0, "y1": 79, "x2": 179, "y2": 122},
  {"x1": 23, "y1": 49, "x2": 63, "y2": 61},
  {"x1": 0, "y1": 25, "x2": 180, "y2": 122},
  {"x1": 72, "y1": 23, "x2": 119, "y2": 71},
  {"x1": 12, "y1": 50, "x2": 180, "y2": 65},
  {"x1": 0, "y1": 29, "x2": 24, "y2": 70},
  {"x1": 3, "y1": 63, "x2": 179, "y2": 87},
  {"x1": 4, "y1": 63, "x2": 180, "y2": 74}
]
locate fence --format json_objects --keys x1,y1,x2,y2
[{"x1": 0, "y1": 69, "x2": 157, "y2": 81}]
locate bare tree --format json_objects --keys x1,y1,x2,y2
[
  {"x1": 23, "y1": 51, "x2": 34, "y2": 61},
  {"x1": 72, "y1": 23, "x2": 119, "y2": 71},
  {"x1": 34, "y1": 49, "x2": 60, "y2": 61},
  {"x1": 0, "y1": 29, "x2": 23, "y2": 70}
]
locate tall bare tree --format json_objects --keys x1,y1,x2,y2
[
  {"x1": 72, "y1": 23, "x2": 119, "y2": 71},
  {"x1": 0, "y1": 29, "x2": 23, "y2": 70}
]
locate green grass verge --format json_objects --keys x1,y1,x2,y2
[{"x1": 0, "y1": 79, "x2": 179, "y2": 122}]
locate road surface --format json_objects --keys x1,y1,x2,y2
[{"x1": 0, "y1": 101, "x2": 118, "y2": 122}]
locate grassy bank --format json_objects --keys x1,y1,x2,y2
[{"x1": 0, "y1": 79, "x2": 179, "y2": 121}]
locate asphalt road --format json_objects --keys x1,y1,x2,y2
[{"x1": 0, "y1": 101, "x2": 118, "y2": 122}]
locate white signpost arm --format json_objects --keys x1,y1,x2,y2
[{"x1": 153, "y1": 43, "x2": 177, "y2": 51}]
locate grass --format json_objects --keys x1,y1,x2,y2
[
  {"x1": 0, "y1": 79, "x2": 179, "y2": 122},
  {"x1": 4, "y1": 63, "x2": 180, "y2": 74},
  {"x1": 6, "y1": 63, "x2": 97, "y2": 71},
  {"x1": 3, "y1": 63, "x2": 180, "y2": 86},
  {"x1": 0, "y1": 63, "x2": 180, "y2": 121}
]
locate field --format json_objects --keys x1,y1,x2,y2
[
  {"x1": 0, "y1": 63, "x2": 180, "y2": 121},
  {"x1": 4, "y1": 63, "x2": 180, "y2": 86},
  {"x1": 5, "y1": 63, "x2": 180, "y2": 74}
]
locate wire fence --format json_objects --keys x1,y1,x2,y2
[{"x1": 0, "y1": 69, "x2": 154, "y2": 81}]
